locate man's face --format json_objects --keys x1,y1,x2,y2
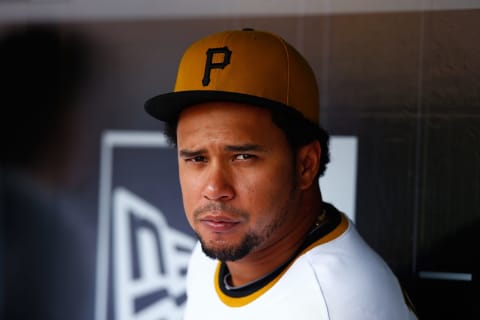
[{"x1": 176, "y1": 102, "x2": 302, "y2": 262}]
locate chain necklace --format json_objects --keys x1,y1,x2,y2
[{"x1": 309, "y1": 208, "x2": 328, "y2": 235}]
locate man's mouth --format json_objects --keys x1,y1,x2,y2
[{"x1": 199, "y1": 214, "x2": 242, "y2": 233}]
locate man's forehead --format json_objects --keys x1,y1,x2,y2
[
  {"x1": 175, "y1": 102, "x2": 284, "y2": 147},
  {"x1": 177, "y1": 101, "x2": 270, "y2": 120}
]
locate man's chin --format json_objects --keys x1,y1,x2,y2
[
  {"x1": 200, "y1": 242, "x2": 250, "y2": 262},
  {"x1": 197, "y1": 230, "x2": 263, "y2": 261}
]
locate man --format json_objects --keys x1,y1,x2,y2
[{"x1": 145, "y1": 28, "x2": 416, "y2": 319}]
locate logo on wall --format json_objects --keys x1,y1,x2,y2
[
  {"x1": 113, "y1": 188, "x2": 195, "y2": 320},
  {"x1": 95, "y1": 130, "x2": 357, "y2": 320},
  {"x1": 95, "y1": 131, "x2": 196, "y2": 320}
]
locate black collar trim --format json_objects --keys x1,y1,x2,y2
[{"x1": 217, "y1": 202, "x2": 343, "y2": 298}]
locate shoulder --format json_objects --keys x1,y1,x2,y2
[{"x1": 299, "y1": 215, "x2": 413, "y2": 319}]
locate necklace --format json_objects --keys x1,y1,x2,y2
[{"x1": 309, "y1": 208, "x2": 327, "y2": 235}]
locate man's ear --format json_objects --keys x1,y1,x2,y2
[{"x1": 296, "y1": 140, "x2": 321, "y2": 190}]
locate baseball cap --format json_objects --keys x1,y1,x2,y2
[{"x1": 145, "y1": 28, "x2": 319, "y2": 124}]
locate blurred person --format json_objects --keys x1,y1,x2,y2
[{"x1": 0, "y1": 24, "x2": 93, "y2": 320}]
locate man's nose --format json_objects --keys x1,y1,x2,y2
[{"x1": 202, "y1": 163, "x2": 235, "y2": 201}]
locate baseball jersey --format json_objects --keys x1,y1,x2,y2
[{"x1": 183, "y1": 203, "x2": 417, "y2": 320}]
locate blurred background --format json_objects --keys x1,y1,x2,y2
[{"x1": 1, "y1": 1, "x2": 479, "y2": 319}]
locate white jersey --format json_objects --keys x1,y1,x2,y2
[{"x1": 183, "y1": 204, "x2": 416, "y2": 320}]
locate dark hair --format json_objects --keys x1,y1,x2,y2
[
  {"x1": 164, "y1": 105, "x2": 330, "y2": 178},
  {"x1": 270, "y1": 107, "x2": 330, "y2": 178}
]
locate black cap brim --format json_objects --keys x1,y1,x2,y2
[{"x1": 144, "y1": 90, "x2": 295, "y2": 124}]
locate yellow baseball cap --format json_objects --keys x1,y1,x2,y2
[{"x1": 145, "y1": 28, "x2": 319, "y2": 124}]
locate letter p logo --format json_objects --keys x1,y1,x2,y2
[{"x1": 202, "y1": 47, "x2": 232, "y2": 86}]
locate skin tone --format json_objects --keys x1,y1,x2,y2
[{"x1": 176, "y1": 101, "x2": 322, "y2": 286}]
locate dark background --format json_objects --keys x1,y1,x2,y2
[{"x1": 1, "y1": 9, "x2": 479, "y2": 320}]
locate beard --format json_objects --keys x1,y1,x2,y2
[
  {"x1": 193, "y1": 201, "x2": 289, "y2": 262},
  {"x1": 197, "y1": 230, "x2": 263, "y2": 261}
]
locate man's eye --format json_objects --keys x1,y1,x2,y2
[
  {"x1": 187, "y1": 156, "x2": 206, "y2": 163},
  {"x1": 234, "y1": 154, "x2": 255, "y2": 160}
]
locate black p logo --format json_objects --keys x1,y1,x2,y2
[{"x1": 202, "y1": 47, "x2": 232, "y2": 86}]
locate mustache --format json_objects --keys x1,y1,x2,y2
[{"x1": 193, "y1": 202, "x2": 249, "y2": 219}]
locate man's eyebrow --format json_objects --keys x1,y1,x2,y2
[
  {"x1": 179, "y1": 149, "x2": 206, "y2": 158},
  {"x1": 225, "y1": 144, "x2": 267, "y2": 152},
  {"x1": 179, "y1": 145, "x2": 267, "y2": 157}
]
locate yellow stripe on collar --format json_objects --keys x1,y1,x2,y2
[{"x1": 214, "y1": 213, "x2": 349, "y2": 307}]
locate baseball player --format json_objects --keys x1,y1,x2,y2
[{"x1": 145, "y1": 28, "x2": 416, "y2": 319}]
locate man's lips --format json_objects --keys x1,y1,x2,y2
[{"x1": 198, "y1": 214, "x2": 242, "y2": 233}]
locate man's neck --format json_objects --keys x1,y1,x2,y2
[{"x1": 225, "y1": 189, "x2": 323, "y2": 287}]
